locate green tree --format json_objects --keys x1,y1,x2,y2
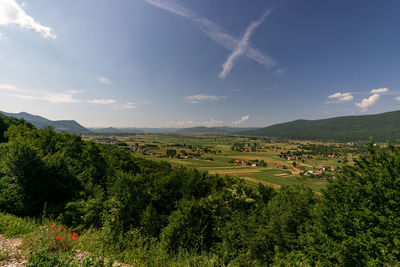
[{"x1": 301, "y1": 143, "x2": 400, "y2": 265}]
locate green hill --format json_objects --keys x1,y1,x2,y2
[
  {"x1": 0, "y1": 111, "x2": 91, "y2": 134},
  {"x1": 240, "y1": 110, "x2": 400, "y2": 141}
]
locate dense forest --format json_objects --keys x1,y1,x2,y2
[{"x1": 1, "y1": 112, "x2": 400, "y2": 265}]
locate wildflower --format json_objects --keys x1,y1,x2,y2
[
  {"x1": 51, "y1": 223, "x2": 56, "y2": 229},
  {"x1": 58, "y1": 226, "x2": 62, "y2": 232},
  {"x1": 56, "y1": 236, "x2": 63, "y2": 240},
  {"x1": 72, "y1": 235, "x2": 77, "y2": 240}
]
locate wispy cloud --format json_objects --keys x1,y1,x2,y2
[
  {"x1": 327, "y1": 92, "x2": 354, "y2": 103},
  {"x1": 43, "y1": 93, "x2": 81, "y2": 103},
  {"x1": 0, "y1": 83, "x2": 25, "y2": 92},
  {"x1": 0, "y1": 0, "x2": 56, "y2": 38},
  {"x1": 370, "y1": 88, "x2": 389, "y2": 94},
  {"x1": 97, "y1": 76, "x2": 112, "y2": 85},
  {"x1": 185, "y1": 93, "x2": 228, "y2": 104},
  {"x1": 355, "y1": 94, "x2": 380, "y2": 112},
  {"x1": 233, "y1": 115, "x2": 250, "y2": 125},
  {"x1": 113, "y1": 102, "x2": 137, "y2": 110},
  {"x1": 145, "y1": 0, "x2": 276, "y2": 77},
  {"x1": 167, "y1": 115, "x2": 250, "y2": 127},
  {"x1": 67, "y1": 89, "x2": 85, "y2": 94},
  {"x1": 168, "y1": 118, "x2": 223, "y2": 127},
  {"x1": 2, "y1": 92, "x2": 81, "y2": 103},
  {"x1": 219, "y1": 10, "x2": 272, "y2": 79},
  {"x1": 87, "y1": 99, "x2": 116, "y2": 104}
]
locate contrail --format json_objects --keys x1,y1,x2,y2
[
  {"x1": 219, "y1": 10, "x2": 272, "y2": 79},
  {"x1": 145, "y1": 0, "x2": 276, "y2": 78}
]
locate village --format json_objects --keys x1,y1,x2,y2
[{"x1": 85, "y1": 133, "x2": 360, "y2": 192}]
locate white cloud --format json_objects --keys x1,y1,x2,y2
[
  {"x1": 0, "y1": 0, "x2": 56, "y2": 38},
  {"x1": 145, "y1": 0, "x2": 276, "y2": 76},
  {"x1": 185, "y1": 93, "x2": 228, "y2": 104},
  {"x1": 355, "y1": 94, "x2": 380, "y2": 112},
  {"x1": 219, "y1": 10, "x2": 271, "y2": 79},
  {"x1": 1, "y1": 92, "x2": 38, "y2": 100},
  {"x1": 370, "y1": 88, "x2": 389, "y2": 94},
  {"x1": 113, "y1": 102, "x2": 137, "y2": 110},
  {"x1": 0, "y1": 83, "x2": 17, "y2": 91},
  {"x1": 97, "y1": 76, "x2": 112, "y2": 85},
  {"x1": 396, "y1": 96, "x2": 400, "y2": 101},
  {"x1": 43, "y1": 93, "x2": 81, "y2": 103},
  {"x1": 87, "y1": 99, "x2": 116, "y2": 104},
  {"x1": 327, "y1": 92, "x2": 354, "y2": 103},
  {"x1": 67, "y1": 89, "x2": 85, "y2": 94},
  {"x1": 167, "y1": 115, "x2": 250, "y2": 127},
  {"x1": 2, "y1": 91, "x2": 81, "y2": 103},
  {"x1": 233, "y1": 115, "x2": 250, "y2": 125},
  {"x1": 168, "y1": 118, "x2": 224, "y2": 127}
]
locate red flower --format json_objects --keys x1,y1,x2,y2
[{"x1": 56, "y1": 236, "x2": 62, "y2": 240}]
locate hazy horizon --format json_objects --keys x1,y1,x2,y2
[{"x1": 1, "y1": 0, "x2": 400, "y2": 127}]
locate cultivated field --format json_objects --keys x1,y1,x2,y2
[{"x1": 87, "y1": 133, "x2": 364, "y2": 192}]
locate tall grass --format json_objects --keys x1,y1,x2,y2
[{"x1": 0, "y1": 212, "x2": 38, "y2": 237}]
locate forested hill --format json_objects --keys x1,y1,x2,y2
[
  {"x1": 0, "y1": 111, "x2": 91, "y2": 134},
  {"x1": 240, "y1": 110, "x2": 400, "y2": 141}
]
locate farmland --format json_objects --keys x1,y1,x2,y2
[{"x1": 87, "y1": 133, "x2": 365, "y2": 192}]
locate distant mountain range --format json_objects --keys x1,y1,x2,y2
[
  {"x1": 241, "y1": 110, "x2": 400, "y2": 142},
  {"x1": 0, "y1": 111, "x2": 91, "y2": 134},
  {"x1": 3, "y1": 110, "x2": 400, "y2": 141}
]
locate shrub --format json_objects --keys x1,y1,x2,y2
[{"x1": 24, "y1": 222, "x2": 78, "y2": 253}]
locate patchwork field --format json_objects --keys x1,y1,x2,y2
[{"x1": 87, "y1": 133, "x2": 365, "y2": 192}]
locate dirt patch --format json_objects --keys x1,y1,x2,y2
[
  {"x1": 240, "y1": 177, "x2": 281, "y2": 189},
  {"x1": 197, "y1": 166, "x2": 250, "y2": 169},
  {"x1": 207, "y1": 169, "x2": 261, "y2": 175},
  {"x1": 0, "y1": 235, "x2": 131, "y2": 267},
  {"x1": 274, "y1": 173, "x2": 288, "y2": 176},
  {"x1": 0, "y1": 235, "x2": 27, "y2": 267}
]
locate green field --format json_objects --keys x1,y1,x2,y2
[{"x1": 87, "y1": 133, "x2": 361, "y2": 192}]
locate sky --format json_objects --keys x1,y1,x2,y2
[{"x1": 0, "y1": 0, "x2": 400, "y2": 128}]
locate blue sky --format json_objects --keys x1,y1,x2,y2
[{"x1": 0, "y1": 0, "x2": 400, "y2": 127}]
